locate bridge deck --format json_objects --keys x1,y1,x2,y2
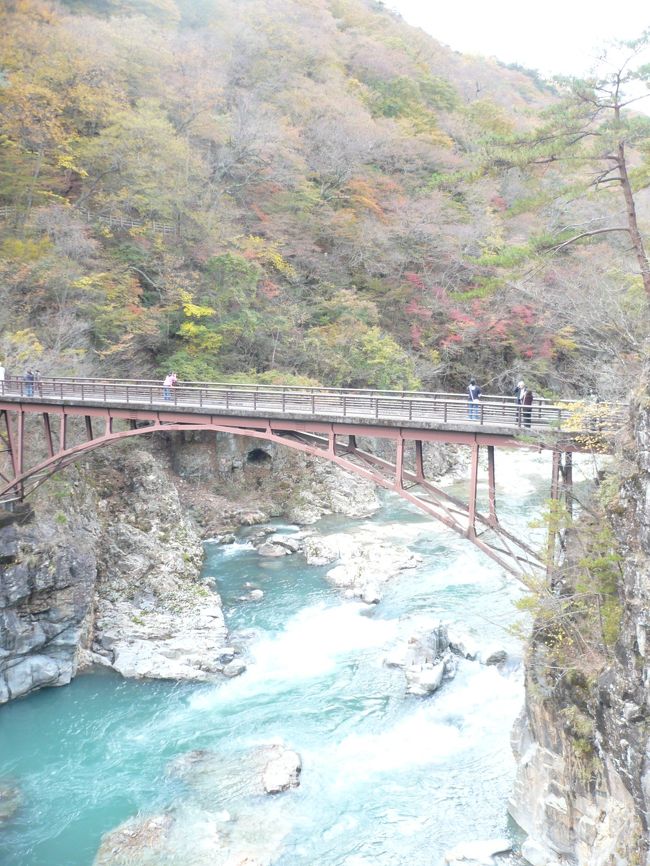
[
  {"x1": 0, "y1": 377, "x2": 621, "y2": 446},
  {"x1": 0, "y1": 377, "x2": 621, "y2": 576}
]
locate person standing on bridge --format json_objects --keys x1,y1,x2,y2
[
  {"x1": 163, "y1": 371, "x2": 177, "y2": 401},
  {"x1": 521, "y1": 385, "x2": 533, "y2": 428},
  {"x1": 467, "y1": 378, "x2": 481, "y2": 421},
  {"x1": 513, "y1": 380, "x2": 525, "y2": 403},
  {"x1": 24, "y1": 369, "x2": 34, "y2": 397}
]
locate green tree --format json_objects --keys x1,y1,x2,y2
[{"x1": 498, "y1": 32, "x2": 650, "y2": 295}]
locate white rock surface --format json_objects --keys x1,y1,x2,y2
[
  {"x1": 444, "y1": 838, "x2": 512, "y2": 865},
  {"x1": 405, "y1": 661, "x2": 445, "y2": 696},
  {"x1": 304, "y1": 530, "x2": 421, "y2": 602},
  {"x1": 97, "y1": 599, "x2": 231, "y2": 681},
  {"x1": 262, "y1": 745, "x2": 302, "y2": 794}
]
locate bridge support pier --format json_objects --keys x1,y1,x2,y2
[
  {"x1": 467, "y1": 444, "x2": 479, "y2": 539},
  {"x1": 394, "y1": 439, "x2": 404, "y2": 490},
  {"x1": 414, "y1": 440, "x2": 424, "y2": 482},
  {"x1": 487, "y1": 445, "x2": 497, "y2": 527}
]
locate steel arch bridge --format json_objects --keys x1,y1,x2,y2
[{"x1": 0, "y1": 377, "x2": 619, "y2": 579}]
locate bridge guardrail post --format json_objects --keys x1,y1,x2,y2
[
  {"x1": 343, "y1": 394, "x2": 347, "y2": 416},
  {"x1": 444, "y1": 401, "x2": 448, "y2": 423}
]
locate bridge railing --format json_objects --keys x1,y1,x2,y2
[
  {"x1": 0, "y1": 377, "x2": 626, "y2": 432},
  {"x1": 4, "y1": 375, "x2": 607, "y2": 409}
]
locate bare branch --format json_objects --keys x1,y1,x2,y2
[{"x1": 550, "y1": 227, "x2": 630, "y2": 253}]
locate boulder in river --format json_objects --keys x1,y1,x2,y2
[
  {"x1": 256, "y1": 542, "x2": 291, "y2": 557},
  {"x1": 236, "y1": 510, "x2": 270, "y2": 526},
  {"x1": 405, "y1": 661, "x2": 446, "y2": 696},
  {"x1": 262, "y1": 745, "x2": 302, "y2": 794},
  {"x1": 480, "y1": 648, "x2": 508, "y2": 667},
  {"x1": 0, "y1": 781, "x2": 21, "y2": 823},
  {"x1": 448, "y1": 627, "x2": 479, "y2": 661},
  {"x1": 384, "y1": 622, "x2": 457, "y2": 696},
  {"x1": 444, "y1": 838, "x2": 512, "y2": 865},
  {"x1": 306, "y1": 530, "x2": 421, "y2": 602}
]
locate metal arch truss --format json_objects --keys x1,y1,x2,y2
[{"x1": 0, "y1": 402, "x2": 573, "y2": 579}]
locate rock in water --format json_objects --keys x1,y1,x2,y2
[
  {"x1": 405, "y1": 661, "x2": 445, "y2": 696},
  {"x1": 444, "y1": 838, "x2": 512, "y2": 865},
  {"x1": 0, "y1": 781, "x2": 21, "y2": 823},
  {"x1": 262, "y1": 746, "x2": 302, "y2": 794}
]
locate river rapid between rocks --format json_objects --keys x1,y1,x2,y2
[{"x1": 0, "y1": 450, "x2": 598, "y2": 866}]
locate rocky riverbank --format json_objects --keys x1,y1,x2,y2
[
  {"x1": 508, "y1": 396, "x2": 650, "y2": 866},
  {"x1": 0, "y1": 432, "x2": 462, "y2": 703}
]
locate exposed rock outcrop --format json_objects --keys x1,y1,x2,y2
[
  {"x1": 384, "y1": 622, "x2": 457, "y2": 696},
  {"x1": 0, "y1": 488, "x2": 99, "y2": 702},
  {"x1": 166, "y1": 431, "x2": 381, "y2": 533},
  {"x1": 261, "y1": 745, "x2": 302, "y2": 794},
  {"x1": 1, "y1": 428, "x2": 413, "y2": 703},
  {"x1": 89, "y1": 449, "x2": 233, "y2": 682},
  {"x1": 509, "y1": 398, "x2": 650, "y2": 866},
  {"x1": 0, "y1": 446, "x2": 232, "y2": 701},
  {"x1": 304, "y1": 529, "x2": 421, "y2": 603}
]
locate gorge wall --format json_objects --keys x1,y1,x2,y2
[
  {"x1": 1, "y1": 430, "x2": 423, "y2": 703},
  {"x1": 509, "y1": 398, "x2": 650, "y2": 866}
]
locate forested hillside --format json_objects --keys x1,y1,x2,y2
[{"x1": 1, "y1": 0, "x2": 649, "y2": 396}]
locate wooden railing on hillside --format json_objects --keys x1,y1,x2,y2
[{"x1": 0, "y1": 205, "x2": 177, "y2": 236}]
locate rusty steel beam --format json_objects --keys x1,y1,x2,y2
[
  {"x1": 414, "y1": 440, "x2": 425, "y2": 482},
  {"x1": 0, "y1": 406, "x2": 551, "y2": 578},
  {"x1": 59, "y1": 413, "x2": 67, "y2": 452},
  {"x1": 395, "y1": 438, "x2": 404, "y2": 490},
  {"x1": 43, "y1": 413, "x2": 54, "y2": 458},
  {"x1": 468, "y1": 443, "x2": 479, "y2": 539},
  {"x1": 487, "y1": 445, "x2": 497, "y2": 528}
]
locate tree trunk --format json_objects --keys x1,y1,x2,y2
[{"x1": 618, "y1": 141, "x2": 650, "y2": 296}]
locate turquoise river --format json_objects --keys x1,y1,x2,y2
[{"x1": 0, "y1": 450, "x2": 597, "y2": 866}]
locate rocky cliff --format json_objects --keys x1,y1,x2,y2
[
  {"x1": 2, "y1": 430, "x2": 444, "y2": 703},
  {"x1": 509, "y1": 400, "x2": 650, "y2": 866}
]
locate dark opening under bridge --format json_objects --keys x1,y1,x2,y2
[{"x1": 0, "y1": 377, "x2": 623, "y2": 579}]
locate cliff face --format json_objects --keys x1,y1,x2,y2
[
  {"x1": 510, "y1": 402, "x2": 650, "y2": 866},
  {"x1": 0, "y1": 430, "x2": 390, "y2": 703},
  {"x1": 0, "y1": 445, "x2": 211, "y2": 702},
  {"x1": 0, "y1": 506, "x2": 99, "y2": 703}
]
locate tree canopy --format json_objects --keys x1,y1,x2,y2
[{"x1": 1, "y1": 0, "x2": 649, "y2": 398}]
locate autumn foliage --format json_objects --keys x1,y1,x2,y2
[{"x1": 0, "y1": 0, "x2": 647, "y2": 397}]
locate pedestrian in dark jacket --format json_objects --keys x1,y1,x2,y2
[
  {"x1": 521, "y1": 386, "x2": 533, "y2": 427},
  {"x1": 468, "y1": 378, "x2": 481, "y2": 421}
]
